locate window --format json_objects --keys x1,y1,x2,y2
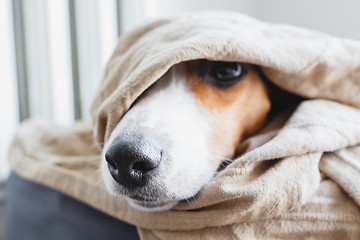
[{"x1": 0, "y1": 0, "x2": 119, "y2": 180}]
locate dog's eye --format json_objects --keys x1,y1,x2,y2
[{"x1": 199, "y1": 60, "x2": 247, "y2": 88}]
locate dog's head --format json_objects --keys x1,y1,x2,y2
[{"x1": 101, "y1": 60, "x2": 270, "y2": 211}]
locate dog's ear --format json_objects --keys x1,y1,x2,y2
[{"x1": 253, "y1": 65, "x2": 305, "y2": 118}]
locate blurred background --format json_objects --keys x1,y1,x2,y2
[{"x1": 1, "y1": 0, "x2": 360, "y2": 237}]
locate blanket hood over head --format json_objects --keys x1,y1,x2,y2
[
  {"x1": 90, "y1": 11, "x2": 360, "y2": 146},
  {"x1": 10, "y1": 11, "x2": 360, "y2": 239}
]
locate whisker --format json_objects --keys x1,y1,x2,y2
[
  {"x1": 181, "y1": 194, "x2": 194, "y2": 208},
  {"x1": 210, "y1": 154, "x2": 233, "y2": 162},
  {"x1": 210, "y1": 154, "x2": 234, "y2": 165}
]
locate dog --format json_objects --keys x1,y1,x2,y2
[{"x1": 101, "y1": 59, "x2": 271, "y2": 211}]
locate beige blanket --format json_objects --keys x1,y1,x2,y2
[{"x1": 9, "y1": 11, "x2": 360, "y2": 239}]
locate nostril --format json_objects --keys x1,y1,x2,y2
[
  {"x1": 105, "y1": 153, "x2": 117, "y2": 170},
  {"x1": 132, "y1": 161, "x2": 154, "y2": 174}
]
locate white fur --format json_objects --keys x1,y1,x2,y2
[{"x1": 102, "y1": 64, "x2": 220, "y2": 211}]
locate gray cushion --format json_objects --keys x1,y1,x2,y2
[{"x1": 5, "y1": 172, "x2": 139, "y2": 240}]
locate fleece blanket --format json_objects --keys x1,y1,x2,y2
[{"x1": 9, "y1": 11, "x2": 360, "y2": 239}]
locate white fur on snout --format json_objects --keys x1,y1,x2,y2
[{"x1": 101, "y1": 65, "x2": 219, "y2": 210}]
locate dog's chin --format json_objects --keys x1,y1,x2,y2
[
  {"x1": 102, "y1": 169, "x2": 179, "y2": 211},
  {"x1": 127, "y1": 198, "x2": 179, "y2": 212}
]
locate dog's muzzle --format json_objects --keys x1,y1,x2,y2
[{"x1": 105, "y1": 133, "x2": 163, "y2": 188}]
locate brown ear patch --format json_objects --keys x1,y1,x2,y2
[{"x1": 183, "y1": 60, "x2": 271, "y2": 157}]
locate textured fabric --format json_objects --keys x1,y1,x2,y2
[{"x1": 9, "y1": 11, "x2": 360, "y2": 239}]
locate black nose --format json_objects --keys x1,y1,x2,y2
[{"x1": 105, "y1": 134, "x2": 162, "y2": 188}]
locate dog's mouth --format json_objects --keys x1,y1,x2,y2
[{"x1": 128, "y1": 198, "x2": 179, "y2": 211}]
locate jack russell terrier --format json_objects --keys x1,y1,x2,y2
[{"x1": 102, "y1": 60, "x2": 271, "y2": 211}]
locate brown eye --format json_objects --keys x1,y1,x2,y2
[{"x1": 199, "y1": 60, "x2": 247, "y2": 88}]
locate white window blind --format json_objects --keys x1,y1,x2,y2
[
  {"x1": 71, "y1": 0, "x2": 118, "y2": 122},
  {"x1": 0, "y1": 0, "x2": 18, "y2": 181},
  {"x1": 0, "y1": 0, "x2": 119, "y2": 180}
]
